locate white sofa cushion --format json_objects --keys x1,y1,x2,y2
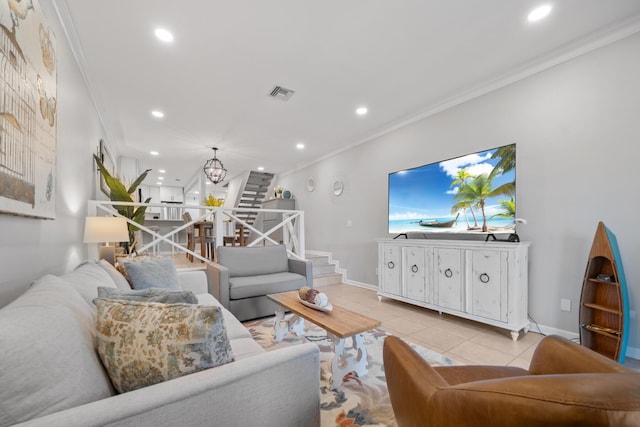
[
  {"x1": 97, "y1": 259, "x2": 132, "y2": 290},
  {"x1": 178, "y1": 268, "x2": 209, "y2": 294},
  {"x1": 0, "y1": 275, "x2": 114, "y2": 427},
  {"x1": 59, "y1": 261, "x2": 118, "y2": 307},
  {"x1": 195, "y1": 293, "x2": 253, "y2": 341}
]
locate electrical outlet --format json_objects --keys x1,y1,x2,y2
[
  {"x1": 560, "y1": 298, "x2": 571, "y2": 312},
  {"x1": 346, "y1": 219, "x2": 353, "y2": 227}
]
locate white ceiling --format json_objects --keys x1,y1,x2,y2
[{"x1": 55, "y1": 0, "x2": 640, "y2": 189}]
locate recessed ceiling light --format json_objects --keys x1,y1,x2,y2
[
  {"x1": 194, "y1": 191, "x2": 199, "y2": 194},
  {"x1": 150, "y1": 151, "x2": 159, "y2": 156},
  {"x1": 257, "y1": 166, "x2": 265, "y2": 171},
  {"x1": 151, "y1": 110, "x2": 164, "y2": 118},
  {"x1": 296, "y1": 143, "x2": 305, "y2": 150},
  {"x1": 528, "y1": 4, "x2": 552, "y2": 22},
  {"x1": 158, "y1": 176, "x2": 164, "y2": 180},
  {"x1": 205, "y1": 181, "x2": 211, "y2": 185},
  {"x1": 156, "y1": 182, "x2": 162, "y2": 185},
  {"x1": 159, "y1": 169, "x2": 166, "y2": 174},
  {"x1": 356, "y1": 106, "x2": 368, "y2": 116},
  {"x1": 154, "y1": 28, "x2": 174, "y2": 43}
]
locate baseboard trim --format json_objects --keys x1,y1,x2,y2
[
  {"x1": 343, "y1": 279, "x2": 377, "y2": 291},
  {"x1": 307, "y1": 250, "x2": 640, "y2": 360},
  {"x1": 534, "y1": 324, "x2": 579, "y2": 340},
  {"x1": 625, "y1": 346, "x2": 640, "y2": 360},
  {"x1": 535, "y1": 323, "x2": 639, "y2": 360}
]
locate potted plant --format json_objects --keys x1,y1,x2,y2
[
  {"x1": 203, "y1": 194, "x2": 225, "y2": 207},
  {"x1": 93, "y1": 154, "x2": 151, "y2": 254}
]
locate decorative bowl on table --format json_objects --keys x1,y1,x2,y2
[{"x1": 297, "y1": 287, "x2": 333, "y2": 312}]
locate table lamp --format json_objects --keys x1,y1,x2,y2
[{"x1": 83, "y1": 217, "x2": 129, "y2": 265}]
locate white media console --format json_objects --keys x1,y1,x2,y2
[{"x1": 377, "y1": 239, "x2": 530, "y2": 340}]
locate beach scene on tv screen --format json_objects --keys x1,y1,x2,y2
[{"x1": 388, "y1": 144, "x2": 516, "y2": 234}]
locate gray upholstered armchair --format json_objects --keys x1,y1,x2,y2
[{"x1": 208, "y1": 245, "x2": 313, "y2": 321}]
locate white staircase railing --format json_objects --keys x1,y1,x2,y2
[{"x1": 87, "y1": 201, "x2": 305, "y2": 262}]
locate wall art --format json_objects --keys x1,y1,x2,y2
[
  {"x1": 99, "y1": 139, "x2": 115, "y2": 197},
  {"x1": 0, "y1": 0, "x2": 57, "y2": 219}
]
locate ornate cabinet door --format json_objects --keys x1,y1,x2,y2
[
  {"x1": 405, "y1": 246, "x2": 431, "y2": 303},
  {"x1": 470, "y1": 250, "x2": 508, "y2": 322},
  {"x1": 435, "y1": 248, "x2": 463, "y2": 312},
  {"x1": 380, "y1": 244, "x2": 402, "y2": 296}
]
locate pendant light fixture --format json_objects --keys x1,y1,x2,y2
[{"x1": 203, "y1": 147, "x2": 227, "y2": 185}]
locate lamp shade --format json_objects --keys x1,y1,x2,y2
[{"x1": 83, "y1": 217, "x2": 129, "y2": 243}]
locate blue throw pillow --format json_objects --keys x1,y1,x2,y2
[
  {"x1": 97, "y1": 287, "x2": 198, "y2": 304},
  {"x1": 118, "y1": 257, "x2": 181, "y2": 291}
]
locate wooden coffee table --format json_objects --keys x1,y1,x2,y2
[{"x1": 267, "y1": 290, "x2": 381, "y2": 389}]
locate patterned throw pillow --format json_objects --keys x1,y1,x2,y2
[
  {"x1": 94, "y1": 299, "x2": 234, "y2": 393},
  {"x1": 97, "y1": 287, "x2": 198, "y2": 304},
  {"x1": 117, "y1": 257, "x2": 181, "y2": 291}
]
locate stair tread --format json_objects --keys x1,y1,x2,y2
[{"x1": 313, "y1": 272, "x2": 342, "y2": 278}]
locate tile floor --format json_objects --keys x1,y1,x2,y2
[
  {"x1": 316, "y1": 282, "x2": 542, "y2": 368},
  {"x1": 316, "y1": 282, "x2": 640, "y2": 370},
  {"x1": 170, "y1": 253, "x2": 639, "y2": 370}
]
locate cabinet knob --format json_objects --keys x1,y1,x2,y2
[
  {"x1": 387, "y1": 261, "x2": 395, "y2": 269},
  {"x1": 444, "y1": 268, "x2": 453, "y2": 278},
  {"x1": 411, "y1": 264, "x2": 419, "y2": 273},
  {"x1": 480, "y1": 273, "x2": 490, "y2": 283}
]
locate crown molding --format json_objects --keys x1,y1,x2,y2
[
  {"x1": 51, "y1": 0, "x2": 112, "y2": 147},
  {"x1": 281, "y1": 13, "x2": 640, "y2": 178}
]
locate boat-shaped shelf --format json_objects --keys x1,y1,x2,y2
[{"x1": 579, "y1": 221, "x2": 630, "y2": 363}]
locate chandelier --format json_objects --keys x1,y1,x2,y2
[{"x1": 203, "y1": 147, "x2": 227, "y2": 185}]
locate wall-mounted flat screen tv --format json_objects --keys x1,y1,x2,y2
[{"x1": 388, "y1": 143, "x2": 516, "y2": 235}]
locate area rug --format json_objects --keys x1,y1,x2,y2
[{"x1": 243, "y1": 316, "x2": 454, "y2": 427}]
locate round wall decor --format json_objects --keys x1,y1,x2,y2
[
  {"x1": 333, "y1": 180, "x2": 344, "y2": 196},
  {"x1": 306, "y1": 178, "x2": 315, "y2": 192}
]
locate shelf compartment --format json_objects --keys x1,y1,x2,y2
[
  {"x1": 579, "y1": 222, "x2": 629, "y2": 362},
  {"x1": 582, "y1": 302, "x2": 622, "y2": 315},
  {"x1": 581, "y1": 323, "x2": 620, "y2": 337}
]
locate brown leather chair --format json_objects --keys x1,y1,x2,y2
[{"x1": 383, "y1": 334, "x2": 640, "y2": 427}]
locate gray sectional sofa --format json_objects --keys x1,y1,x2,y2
[{"x1": 0, "y1": 261, "x2": 320, "y2": 427}]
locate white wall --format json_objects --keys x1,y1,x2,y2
[
  {"x1": 280, "y1": 32, "x2": 640, "y2": 354},
  {"x1": 0, "y1": 2, "x2": 106, "y2": 306}
]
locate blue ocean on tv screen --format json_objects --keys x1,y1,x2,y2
[{"x1": 388, "y1": 144, "x2": 517, "y2": 235}]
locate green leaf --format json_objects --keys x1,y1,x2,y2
[
  {"x1": 127, "y1": 169, "x2": 152, "y2": 194},
  {"x1": 94, "y1": 153, "x2": 153, "y2": 252}
]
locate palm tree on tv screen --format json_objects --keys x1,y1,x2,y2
[
  {"x1": 450, "y1": 168, "x2": 478, "y2": 228},
  {"x1": 455, "y1": 173, "x2": 513, "y2": 232},
  {"x1": 489, "y1": 144, "x2": 516, "y2": 178},
  {"x1": 491, "y1": 197, "x2": 516, "y2": 221}
]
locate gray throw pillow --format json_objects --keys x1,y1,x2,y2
[
  {"x1": 97, "y1": 287, "x2": 198, "y2": 304},
  {"x1": 118, "y1": 257, "x2": 181, "y2": 291}
]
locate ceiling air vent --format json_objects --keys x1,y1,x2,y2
[{"x1": 269, "y1": 85, "x2": 295, "y2": 101}]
